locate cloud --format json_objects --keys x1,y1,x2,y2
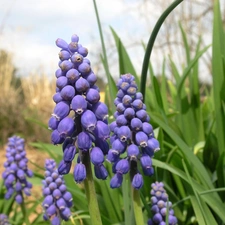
[{"x1": 0, "y1": 0, "x2": 147, "y2": 76}]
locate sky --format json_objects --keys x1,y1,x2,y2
[
  {"x1": 0, "y1": 0, "x2": 151, "y2": 78},
  {"x1": 0, "y1": 0, "x2": 219, "y2": 84}
]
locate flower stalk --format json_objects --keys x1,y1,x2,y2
[{"x1": 83, "y1": 152, "x2": 103, "y2": 225}]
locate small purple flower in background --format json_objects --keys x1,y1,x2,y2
[
  {"x1": 42, "y1": 159, "x2": 73, "y2": 225},
  {"x1": 108, "y1": 74, "x2": 160, "y2": 189},
  {"x1": 2, "y1": 136, "x2": 33, "y2": 204},
  {"x1": 49, "y1": 34, "x2": 110, "y2": 182},
  {"x1": 147, "y1": 182, "x2": 178, "y2": 225},
  {"x1": 0, "y1": 214, "x2": 11, "y2": 225}
]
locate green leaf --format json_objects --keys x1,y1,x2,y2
[
  {"x1": 110, "y1": 27, "x2": 138, "y2": 86},
  {"x1": 177, "y1": 45, "x2": 211, "y2": 94},
  {"x1": 151, "y1": 112, "x2": 216, "y2": 189},
  {"x1": 212, "y1": 0, "x2": 225, "y2": 155}
]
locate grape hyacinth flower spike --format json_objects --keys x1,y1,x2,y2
[
  {"x1": 148, "y1": 182, "x2": 178, "y2": 225},
  {"x1": 0, "y1": 214, "x2": 11, "y2": 225},
  {"x1": 108, "y1": 74, "x2": 160, "y2": 189},
  {"x1": 49, "y1": 34, "x2": 110, "y2": 182},
  {"x1": 42, "y1": 159, "x2": 73, "y2": 224},
  {"x1": 2, "y1": 136, "x2": 33, "y2": 204}
]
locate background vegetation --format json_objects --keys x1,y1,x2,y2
[{"x1": 0, "y1": 0, "x2": 225, "y2": 224}]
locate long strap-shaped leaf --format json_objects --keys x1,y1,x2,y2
[{"x1": 140, "y1": 0, "x2": 184, "y2": 102}]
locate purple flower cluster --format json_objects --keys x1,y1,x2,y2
[
  {"x1": 108, "y1": 74, "x2": 160, "y2": 189},
  {"x1": 148, "y1": 182, "x2": 177, "y2": 225},
  {"x1": 42, "y1": 159, "x2": 73, "y2": 225},
  {"x1": 2, "y1": 136, "x2": 33, "y2": 204},
  {"x1": 48, "y1": 34, "x2": 109, "y2": 182},
  {"x1": 0, "y1": 214, "x2": 11, "y2": 225}
]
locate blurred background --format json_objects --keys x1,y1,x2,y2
[{"x1": 0, "y1": 0, "x2": 223, "y2": 144}]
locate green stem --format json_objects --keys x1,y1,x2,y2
[
  {"x1": 83, "y1": 152, "x2": 102, "y2": 225},
  {"x1": 21, "y1": 198, "x2": 30, "y2": 225},
  {"x1": 140, "y1": 0, "x2": 184, "y2": 102},
  {"x1": 132, "y1": 188, "x2": 144, "y2": 225}
]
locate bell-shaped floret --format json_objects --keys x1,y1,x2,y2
[
  {"x1": 77, "y1": 131, "x2": 92, "y2": 151},
  {"x1": 75, "y1": 77, "x2": 90, "y2": 93},
  {"x1": 56, "y1": 38, "x2": 68, "y2": 50},
  {"x1": 63, "y1": 144, "x2": 76, "y2": 162},
  {"x1": 91, "y1": 102, "x2": 108, "y2": 121},
  {"x1": 58, "y1": 160, "x2": 72, "y2": 175},
  {"x1": 94, "y1": 164, "x2": 108, "y2": 180},
  {"x1": 52, "y1": 101, "x2": 70, "y2": 121},
  {"x1": 71, "y1": 95, "x2": 87, "y2": 115},
  {"x1": 90, "y1": 147, "x2": 104, "y2": 166},
  {"x1": 86, "y1": 88, "x2": 100, "y2": 104},
  {"x1": 117, "y1": 126, "x2": 131, "y2": 142},
  {"x1": 135, "y1": 131, "x2": 148, "y2": 147},
  {"x1": 60, "y1": 85, "x2": 75, "y2": 101},
  {"x1": 57, "y1": 117, "x2": 75, "y2": 139},
  {"x1": 110, "y1": 173, "x2": 123, "y2": 189},
  {"x1": 115, "y1": 159, "x2": 129, "y2": 174},
  {"x1": 66, "y1": 69, "x2": 80, "y2": 84},
  {"x1": 132, "y1": 173, "x2": 143, "y2": 189},
  {"x1": 73, "y1": 163, "x2": 86, "y2": 183},
  {"x1": 127, "y1": 144, "x2": 139, "y2": 158},
  {"x1": 81, "y1": 110, "x2": 97, "y2": 131},
  {"x1": 94, "y1": 121, "x2": 110, "y2": 140}
]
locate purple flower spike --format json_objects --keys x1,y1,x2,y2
[
  {"x1": 148, "y1": 181, "x2": 178, "y2": 224},
  {"x1": 109, "y1": 74, "x2": 160, "y2": 188},
  {"x1": 0, "y1": 214, "x2": 11, "y2": 225},
  {"x1": 42, "y1": 159, "x2": 72, "y2": 223},
  {"x1": 74, "y1": 163, "x2": 86, "y2": 183},
  {"x1": 50, "y1": 34, "x2": 110, "y2": 184},
  {"x1": 2, "y1": 136, "x2": 33, "y2": 204}
]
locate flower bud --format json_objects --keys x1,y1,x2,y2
[{"x1": 73, "y1": 163, "x2": 86, "y2": 183}]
